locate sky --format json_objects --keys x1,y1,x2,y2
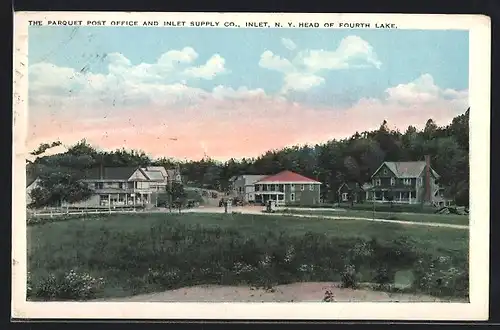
[{"x1": 27, "y1": 26, "x2": 469, "y2": 161}]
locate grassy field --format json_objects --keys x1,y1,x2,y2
[
  {"x1": 281, "y1": 208, "x2": 470, "y2": 226},
  {"x1": 27, "y1": 212, "x2": 469, "y2": 301},
  {"x1": 287, "y1": 202, "x2": 443, "y2": 214}
]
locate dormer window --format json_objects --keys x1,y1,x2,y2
[
  {"x1": 383, "y1": 169, "x2": 388, "y2": 175},
  {"x1": 390, "y1": 178, "x2": 395, "y2": 186}
]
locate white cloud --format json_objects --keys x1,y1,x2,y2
[
  {"x1": 212, "y1": 85, "x2": 267, "y2": 100},
  {"x1": 260, "y1": 35, "x2": 381, "y2": 93},
  {"x1": 184, "y1": 54, "x2": 227, "y2": 80},
  {"x1": 259, "y1": 50, "x2": 295, "y2": 73},
  {"x1": 298, "y1": 36, "x2": 381, "y2": 71},
  {"x1": 28, "y1": 47, "x2": 259, "y2": 108},
  {"x1": 282, "y1": 73, "x2": 325, "y2": 92},
  {"x1": 281, "y1": 38, "x2": 297, "y2": 51},
  {"x1": 385, "y1": 73, "x2": 468, "y2": 106}
]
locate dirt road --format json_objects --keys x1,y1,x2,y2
[
  {"x1": 95, "y1": 282, "x2": 463, "y2": 302},
  {"x1": 184, "y1": 206, "x2": 469, "y2": 230}
]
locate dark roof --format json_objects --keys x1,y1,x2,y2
[
  {"x1": 338, "y1": 182, "x2": 364, "y2": 192},
  {"x1": 374, "y1": 161, "x2": 440, "y2": 179},
  {"x1": 83, "y1": 167, "x2": 139, "y2": 180},
  {"x1": 26, "y1": 162, "x2": 39, "y2": 187}
]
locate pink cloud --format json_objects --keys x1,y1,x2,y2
[{"x1": 26, "y1": 96, "x2": 466, "y2": 161}]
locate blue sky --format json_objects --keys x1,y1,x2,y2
[
  {"x1": 29, "y1": 27, "x2": 469, "y2": 105},
  {"x1": 27, "y1": 26, "x2": 470, "y2": 160}
]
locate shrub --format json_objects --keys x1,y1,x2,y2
[
  {"x1": 30, "y1": 270, "x2": 105, "y2": 300},
  {"x1": 340, "y1": 264, "x2": 359, "y2": 289},
  {"x1": 412, "y1": 256, "x2": 469, "y2": 298}
]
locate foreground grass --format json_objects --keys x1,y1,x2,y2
[
  {"x1": 27, "y1": 213, "x2": 469, "y2": 301},
  {"x1": 280, "y1": 208, "x2": 469, "y2": 226}
]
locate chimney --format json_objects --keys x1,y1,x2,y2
[{"x1": 424, "y1": 155, "x2": 431, "y2": 203}]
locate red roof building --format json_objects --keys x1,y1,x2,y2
[
  {"x1": 256, "y1": 170, "x2": 321, "y2": 184},
  {"x1": 253, "y1": 170, "x2": 321, "y2": 206}
]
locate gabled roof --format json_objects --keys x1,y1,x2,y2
[
  {"x1": 144, "y1": 166, "x2": 168, "y2": 177},
  {"x1": 26, "y1": 175, "x2": 38, "y2": 188},
  {"x1": 233, "y1": 174, "x2": 268, "y2": 186},
  {"x1": 141, "y1": 167, "x2": 167, "y2": 181},
  {"x1": 142, "y1": 170, "x2": 165, "y2": 181},
  {"x1": 83, "y1": 167, "x2": 139, "y2": 180},
  {"x1": 337, "y1": 182, "x2": 364, "y2": 193},
  {"x1": 255, "y1": 170, "x2": 321, "y2": 184},
  {"x1": 372, "y1": 161, "x2": 440, "y2": 179}
]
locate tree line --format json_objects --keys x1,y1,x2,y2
[{"x1": 27, "y1": 109, "x2": 469, "y2": 207}]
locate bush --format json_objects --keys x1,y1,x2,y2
[
  {"x1": 340, "y1": 264, "x2": 359, "y2": 289},
  {"x1": 28, "y1": 216, "x2": 468, "y2": 300},
  {"x1": 29, "y1": 270, "x2": 105, "y2": 300},
  {"x1": 412, "y1": 256, "x2": 469, "y2": 298}
]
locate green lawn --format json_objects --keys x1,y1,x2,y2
[
  {"x1": 281, "y1": 208, "x2": 469, "y2": 226},
  {"x1": 27, "y1": 212, "x2": 469, "y2": 301}
]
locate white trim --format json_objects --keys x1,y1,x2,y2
[
  {"x1": 290, "y1": 193, "x2": 295, "y2": 202},
  {"x1": 342, "y1": 192, "x2": 348, "y2": 201},
  {"x1": 127, "y1": 168, "x2": 149, "y2": 181},
  {"x1": 370, "y1": 162, "x2": 390, "y2": 179},
  {"x1": 336, "y1": 183, "x2": 347, "y2": 193}
]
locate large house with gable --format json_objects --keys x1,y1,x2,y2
[
  {"x1": 252, "y1": 170, "x2": 322, "y2": 206},
  {"x1": 365, "y1": 156, "x2": 449, "y2": 206},
  {"x1": 27, "y1": 165, "x2": 183, "y2": 209}
]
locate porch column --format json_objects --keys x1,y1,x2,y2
[
  {"x1": 399, "y1": 192, "x2": 402, "y2": 202},
  {"x1": 125, "y1": 194, "x2": 128, "y2": 205}
]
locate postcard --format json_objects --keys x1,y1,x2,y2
[{"x1": 12, "y1": 12, "x2": 491, "y2": 320}]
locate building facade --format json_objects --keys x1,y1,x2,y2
[
  {"x1": 252, "y1": 170, "x2": 321, "y2": 206},
  {"x1": 366, "y1": 156, "x2": 449, "y2": 206},
  {"x1": 229, "y1": 174, "x2": 267, "y2": 203},
  {"x1": 27, "y1": 165, "x2": 181, "y2": 209}
]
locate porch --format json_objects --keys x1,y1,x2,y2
[
  {"x1": 255, "y1": 191, "x2": 286, "y2": 206},
  {"x1": 366, "y1": 189, "x2": 417, "y2": 204},
  {"x1": 98, "y1": 192, "x2": 152, "y2": 207}
]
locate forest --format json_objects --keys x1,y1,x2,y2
[{"x1": 27, "y1": 109, "x2": 470, "y2": 207}]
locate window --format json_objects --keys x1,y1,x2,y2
[
  {"x1": 270, "y1": 184, "x2": 275, "y2": 191},
  {"x1": 279, "y1": 184, "x2": 284, "y2": 192},
  {"x1": 255, "y1": 185, "x2": 260, "y2": 192},
  {"x1": 342, "y1": 193, "x2": 348, "y2": 201},
  {"x1": 390, "y1": 178, "x2": 395, "y2": 186},
  {"x1": 290, "y1": 193, "x2": 295, "y2": 202},
  {"x1": 118, "y1": 183, "x2": 124, "y2": 189},
  {"x1": 403, "y1": 178, "x2": 411, "y2": 186},
  {"x1": 290, "y1": 184, "x2": 295, "y2": 191},
  {"x1": 301, "y1": 184, "x2": 305, "y2": 191},
  {"x1": 383, "y1": 169, "x2": 388, "y2": 175},
  {"x1": 278, "y1": 194, "x2": 284, "y2": 201},
  {"x1": 309, "y1": 184, "x2": 314, "y2": 191},
  {"x1": 418, "y1": 178, "x2": 423, "y2": 186},
  {"x1": 374, "y1": 179, "x2": 381, "y2": 186}
]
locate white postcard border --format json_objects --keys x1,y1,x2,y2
[{"x1": 12, "y1": 12, "x2": 491, "y2": 320}]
